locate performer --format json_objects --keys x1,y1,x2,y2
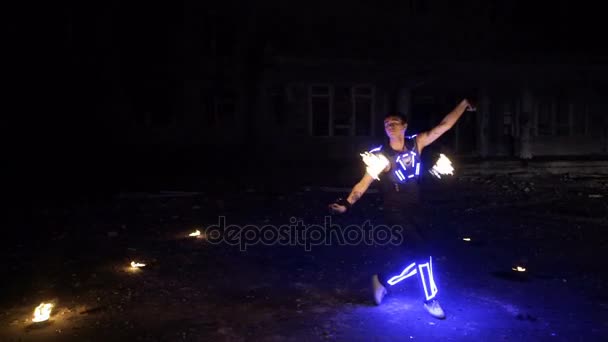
[{"x1": 329, "y1": 99, "x2": 475, "y2": 319}]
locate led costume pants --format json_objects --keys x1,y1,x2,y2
[{"x1": 377, "y1": 186, "x2": 440, "y2": 301}]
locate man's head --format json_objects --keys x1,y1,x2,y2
[{"x1": 383, "y1": 112, "x2": 408, "y2": 138}]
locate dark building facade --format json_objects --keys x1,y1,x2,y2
[
  {"x1": 101, "y1": 2, "x2": 608, "y2": 164},
  {"x1": 256, "y1": 58, "x2": 608, "y2": 161}
]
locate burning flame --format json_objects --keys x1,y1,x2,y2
[
  {"x1": 188, "y1": 229, "x2": 201, "y2": 237},
  {"x1": 512, "y1": 266, "x2": 526, "y2": 272},
  {"x1": 32, "y1": 303, "x2": 53, "y2": 322},
  {"x1": 462, "y1": 237, "x2": 471, "y2": 242},
  {"x1": 429, "y1": 154, "x2": 454, "y2": 179},
  {"x1": 360, "y1": 152, "x2": 389, "y2": 180},
  {"x1": 130, "y1": 261, "x2": 146, "y2": 268}
]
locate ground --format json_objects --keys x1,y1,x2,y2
[{"x1": 2, "y1": 173, "x2": 607, "y2": 341}]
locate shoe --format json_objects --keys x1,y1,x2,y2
[
  {"x1": 372, "y1": 274, "x2": 387, "y2": 305},
  {"x1": 423, "y1": 299, "x2": 446, "y2": 319}
]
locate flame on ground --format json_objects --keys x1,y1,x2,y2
[
  {"x1": 131, "y1": 261, "x2": 146, "y2": 268},
  {"x1": 188, "y1": 229, "x2": 201, "y2": 237},
  {"x1": 512, "y1": 266, "x2": 526, "y2": 272},
  {"x1": 32, "y1": 303, "x2": 53, "y2": 322}
]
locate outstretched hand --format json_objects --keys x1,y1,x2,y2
[
  {"x1": 465, "y1": 98, "x2": 477, "y2": 111},
  {"x1": 328, "y1": 202, "x2": 347, "y2": 214},
  {"x1": 328, "y1": 198, "x2": 351, "y2": 214}
]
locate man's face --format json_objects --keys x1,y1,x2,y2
[{"x1": 384, "y1": 117, "x2": 407, "y2": 138}]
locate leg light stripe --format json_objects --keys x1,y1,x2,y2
[
  {"x1": 418, "y1": 256, "x2": 438, "y2": 301},
  {"x1": 387, "y1": 262, "x2": 418, "y2": 286}
]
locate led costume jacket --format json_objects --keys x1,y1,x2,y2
[{"x1": 367, "y1": 135, "x2": 421, "y2": 190}]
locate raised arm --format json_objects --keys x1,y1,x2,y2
[
  {"x1": 329, "y1": 173, "x2": 375, "y2": 214},
  {"x1": 416, "y1": 99, "x2": 475, "y2": 151}
]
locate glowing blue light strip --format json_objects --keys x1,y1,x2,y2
[
  {"x1": 430, "y1": 256, "x2": 437, "y2": 295},
  {"x1": 418, "y1": 256, "x2": 438, "y2": 301},
  {"x1": 395, "y1": 170, "x2": 405, "y2": 181},
  {"x1": 369, "y1": 146, "x2": 383, "y2": 153},
  {"x1": 408, "y1": 174, "x2": 415, "y2": 179},
  {"x1": 387, "y1": 262, "x2": 418, "y2": 286},
  {"x1": 398, "y1": 160, "x2": 407, "y2": 170},
  {"x1": 415, "y1": 163, "x2": 420, "y2": 176}
]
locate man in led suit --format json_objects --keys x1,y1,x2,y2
[{"x1": 329, "y1": 99, "x2": 475, "y2": 319}]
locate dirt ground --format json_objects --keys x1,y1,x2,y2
[{"x1": 2, "y1": 173, "x2": 607, "y2": 341}]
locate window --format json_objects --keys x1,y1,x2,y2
[
  {"x1": 409, "y1": 0, "x2": 428, "y2": 15},
  {"x1": 488, "y1": 99, "x2": 515, "y2": 141},
  {"x1": 589, "y1": 103, "x2": 605, "y2": 138},
  {"x1": 215, "y1": 23, "x2": 236, "y2": 57},
  {"x1": 269, "y1": 86, "x2": 286, "y2": 125},
  {"x1": 555, "y1": 98, "x2": 570, "y2": 136},
  {"x1": 333, "y1": 86, "x2": 351, "y2": 136},
  {"x1": 309, "y1": 84, "x2": 374, "y2": 137},
  {"x1": 201, "y1": 95, "x2": 216, "y2": 127},
  {"x1": 572, "y1": 103, "x2": 588, "y2": 135},
  {"x1": 216, "y1": 92, "x2": 236, "y2": 125},
  {"x1": 354, "y1": 86, "x2": 373, "y2": 136},
  {"x1": 503, "y1": 111, "x2": 512, "y2": 135},
  {"x1": 200, "y1": 88, "x2": 237, "y2": 128},
  {"x1": 503, "y1": 101, "x2": 515, "y2": 136},
  {"x1": 537, "y1": 101, "x2": 553, "y2": 136},
  {"x1": 311, "y1": 85, "x2": 331, "y2": 136}
]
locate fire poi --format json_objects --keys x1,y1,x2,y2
[{"x1": 429, "y1": 153, "x2": 455, "y2": 179}]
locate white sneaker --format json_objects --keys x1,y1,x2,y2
[
  {"x1": 372, "y1": 274, "x2": 387, "y2": 305},
  {"x1": 424, "y1": 299, "x2": 446, "y2": 319}
]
